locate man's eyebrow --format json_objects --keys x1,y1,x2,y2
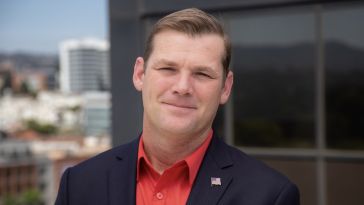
[
  {"x1": 194, "y1": 66, "x2": 219, "y2": 76},
  {"x1": 152, "y1": 59, "x2": 178, "y2": 67},
  {"x1": 195, "y1": 66, "x2": 214, "y2": 72},
  {"x1": 152, "y1": 59, "x2": 219, "y2": 75}
]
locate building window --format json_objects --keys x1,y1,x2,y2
[
  {"x1": 324, "y1": 5, "x2": 364, "y2": 150},
  {"x1": 226, "y1": 9, "x2": 316, "y2": 148}
]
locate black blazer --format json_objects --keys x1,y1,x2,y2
[{"x1": 55, "y1": 135, "x2": 300, "y2": 205}]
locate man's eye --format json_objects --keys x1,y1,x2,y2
[
  {"x1": 158, "y1": 67, "x2": 175, "y2": 72},
  {"x1": 196, "y1": 72, "x2": 212, "y2": 78}
]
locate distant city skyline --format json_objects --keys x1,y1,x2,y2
[{"x1": 0, "y1": 0, "x2": 107, "y2": 54}]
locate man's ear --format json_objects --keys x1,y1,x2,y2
[
  {"x1": 133, "y1": 57, "x2": 145, "y2": 91},
  {"x1": 220, "y1": 70, "x2": 233, "y2": 104}
]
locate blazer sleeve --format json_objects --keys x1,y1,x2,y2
[
  {"x1": 274, "y1": 181, "x2": 300, "y2": 205},
  {"x1": 55, "y1": 168, "x2": 71, "y2": 205}
]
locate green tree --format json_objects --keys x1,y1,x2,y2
[
  {"x1": 2, "y1": 195, "x2": 18, "y2": 205},
  {"x1": 18, "y1": 189, "x2": 42, "y2": 205},
  {"x1": 25, "y1": 119, "x2": 58, "y2": 135},
  {"x1": 19, "y1": 81, "x2": 31, "y2": 94}
]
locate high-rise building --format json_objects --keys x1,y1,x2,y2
[{"x1": 59, "y1": 38, "x2": 109, "y2": 93}]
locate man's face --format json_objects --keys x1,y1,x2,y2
[{"x1": 133, "y1": 30, "x2": 233, "y2": 137}]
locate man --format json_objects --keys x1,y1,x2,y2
[{"x1": 55, "y1": 8, "x2": 300, "y2": 205}]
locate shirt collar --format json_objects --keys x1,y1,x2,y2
[{"x1": 136, "y1": 130, "x2": 213, "y2": 185}]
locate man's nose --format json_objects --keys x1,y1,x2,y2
[{"x1": 172, "y1": 74, "x2": 193, "y2": 95}]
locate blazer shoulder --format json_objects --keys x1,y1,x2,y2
[
  {"x1": 190, "y1": 136, "x2": 300, "y2": 204},
  {"x1": 55, "y1": 138, "x2": 140, "y2": 205},
  {"x1": 222, "y1": 140, "x2": 290, "y2": 183},
  {"x1": 69, "y1": 137, "x2": 139, "y2": 174},
  {"x1": 214, "y1": 140, "x2": 300, "y2": 205},
  {"x1": 213, "y1": 137, "x2": 299, "y2": 196}
]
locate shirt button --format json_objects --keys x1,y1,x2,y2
[{"x1": 156, "y1": 192, "x2": 164, "y2": 200}]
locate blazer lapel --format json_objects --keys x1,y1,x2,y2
[
  {"x1": 108, "y1": 138, "x2": 139, "y2": 205},
  {"x1": 187, "y1": 136, "x2": 234, "y2": 205}
]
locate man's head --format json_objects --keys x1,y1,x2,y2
[
  {"x1": 133, "y1": 8, "x2": 233, "y2": 139},
  {"x1": 144, "y1": 8, "x2": 231, "y2": 77}
]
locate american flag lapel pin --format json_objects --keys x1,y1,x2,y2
[{"x1": 211, "y1": 177, "x2": 222, "y2": 186}]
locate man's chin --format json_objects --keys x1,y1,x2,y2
[{"x1": 160, "y1": 123, "x2": 197, "y2": 136}]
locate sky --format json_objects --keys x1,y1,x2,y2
[{"x1": 0, "y1": 0, "x2": 107, "y2": 54}]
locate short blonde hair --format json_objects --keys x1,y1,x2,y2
[{"x1": 144, "y1": 8, "x2": 231, "y2": 76}]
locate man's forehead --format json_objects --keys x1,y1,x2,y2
[
  {"x1": 153, "y1": 29, "x2": 223, "y2": 41},
  {"x1": 150, "y1": 31, "x2": 225, "y2": 56}
]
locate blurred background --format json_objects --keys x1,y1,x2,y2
[
  {"x1": 1, "y1": 0, "x2": 363, "y2": 205},
  {"x1": 0, "y1": 1, "x2": 110, "y2": 205}
]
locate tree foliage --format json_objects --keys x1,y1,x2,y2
[
  {"x1": 1, "y1": 189, "x2": 42, "y2": 205},
  {"x1": 25, "y1": 119, "x2": 58, "y2": 135}
]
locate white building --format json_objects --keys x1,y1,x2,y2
[
  {"x1": 0, "y1": 91, "x2": 83, "y2": 132},
  {"x1": 59, "y1": 38, "x2": 110, "y2": 93}
]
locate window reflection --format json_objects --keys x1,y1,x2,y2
[
  {"x1": 228, "y1": 11, "x2": 316, "y2": 147},
  {"x1": 324, "y1": 6, "x2": 364, "y2": 150}
]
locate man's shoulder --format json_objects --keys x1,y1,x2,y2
[
  {"x1": 212, "y1": 138, "x2": 300, "y2": 203},
  {"x1": 68, "y1": 138, "x2": 139, "y2": 174},
  {"x1": 214, "y1": 137, "x2": 295, "y2": 187}
]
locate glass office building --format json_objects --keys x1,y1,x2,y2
[
  {"x1": 109, "y1": 1, "x2": 364, "y2": 204},
  {"x1": 83, "y1": 92, "x2": 111, "y2": 137}
]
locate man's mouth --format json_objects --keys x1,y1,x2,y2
[{"x1": 162, "y1": 102, "x2": 197, "y2": 110}]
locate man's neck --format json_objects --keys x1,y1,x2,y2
[{"x1": 141, "y1": 128, "x2": 211, "y2": 174}]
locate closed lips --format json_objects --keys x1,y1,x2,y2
[{"x1": 163, "y1": 102, "x2": 197, "y2": 109}]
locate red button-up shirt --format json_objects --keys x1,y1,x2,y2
[{"x1": 136, "y1": 131, "x2": 213, "y2": 205}]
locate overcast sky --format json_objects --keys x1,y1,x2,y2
[{"x1": 0, "y1": 0, "x2": 107, "y2": 54}]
